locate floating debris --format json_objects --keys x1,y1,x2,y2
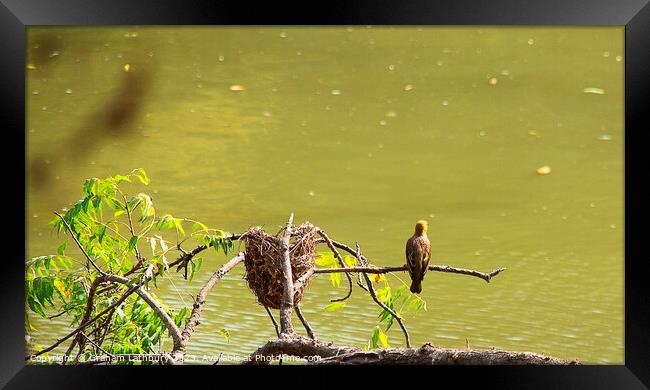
[
  {"x1": 536, "y1": 165, "x2": 552, "y2": 175},
  {"x1": 527, "y1": 39, "x2": 535, "y2": 45},
  {"x1": 379, "y1": 120, "x2": 387, "y2": 126},
  {"x1": 308, "y1": 191, "x2": 315, "y2": 197},
  {"x1": 65, "y1": 89, "x2": 72, "y2": 94},
  {"x1": 31, "y1": 90, "x2": 39, "y2": 95},
  {"x1": 615, "y1": 55, "x2": 622, "y2": 62},
  {"x1": 441, "y1": 100, "x2": 449, "y2": 106},
  {"x1": 385, "y1": 111, "x2": 397, "y2": 117},
  {"x1": 49, "y1": 51, "x2": 60, "y2": 58},
  {"x1": 330, "y1": 89, "x2": 341, "y2": 96},
  {"x1": 263, "y1": 111, "x2": 272, "y2": 117},
  {"x1": 489, "y1": 77, "x2": 498, "y2": 85},
  {"x1": 501, "y1": 69, "x2": 510, "y2": 76},
  {"x1": 26, "y1": 63, "x2": 37, "y2": 70},
  {"x1": 603, "y1": 51, "x2": 610, "y2": 58},
  {"x1": 479, "y1": 130, "x2": 487, "y2": 137},
  {"x1": 279, "y1": 31, "x2": 287, "y2": 38},
  {"x1": 404, "y1": 84, "x2": 414, "y2": 91},
  {"x1": 583, "y1": 87, "x2": 605, "y2": 95},
  {"x1": 123, "y1": 63, "x2": 131, "y2": 72},
  {"x1": 388, "y1": 64, "x2": 395, "y2": 71},
  {"x1": 597, "y1": 134, "x2": 612, "y2": 141},
  {"x1": 229, "y1": 85, "x2": 245, "y2": 91},
  {"x1": 528, "y1": 130, "x2": 540, "y2": 137}
]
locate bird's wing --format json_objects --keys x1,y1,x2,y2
[
  {"x1": 421, "y1": 239, "x2": 431, "y2": 276},
  {"x1": 405, "y1": 237, "x2": 419, "y2": 278}
]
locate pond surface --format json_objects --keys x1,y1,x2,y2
[{"x1": 26, "y1": 26, "x2": 623, "y2": 364}]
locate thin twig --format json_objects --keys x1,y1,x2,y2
[
  {"x1": 352, "y1": 242, "x2": 411, "y2": 348},
  {"x1": 80, "y1": 332, "x2": 114, "y2": 358},
  {"x1": 265, "y1": 306, "x2": 281, "y2": 338},
  {"x1": 317, "y1": 229, "x2": 353, "y2": 302},
  {"x1": 295, "y1": 305, "x2": 315, "y2": 340},
  {"x1": 54, "y1": 212, "x2": 106, "y2": 276}
]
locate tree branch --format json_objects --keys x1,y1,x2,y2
[
  {"x1": 313, "y1": 264, "x2": 506, "y2": 283},
  {"x1": 278, "y1": 213, "x2": 295, "y2": 337},
  {"x1": 295, "y1": 305, "x2": 315, "y2": 339},
  {"x1": 243, "y1": 337, "x2": 577, "y2": 365},
  {"x1": 169, "y1": 253, "x2": 245, "y2": 363},
  {"x1": 26, "y1": 283, "x2": 139, "y2": 361},
  {"x1": 316, "y1": 229, "x2": 353, "y2": 302},
  {"x1": 352, "y1": 243, "x2": 411, "y2": 348},
  {"x1": 243, "y1": 336, "x2": 360, "y2": 365}
]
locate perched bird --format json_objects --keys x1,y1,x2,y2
[{"x1": 405, "y1": 220, "x2": 431, "y2": 294}]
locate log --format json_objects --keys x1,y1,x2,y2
[{"x1": 243, "y1": 336, "x2": 578, "y2": 365}]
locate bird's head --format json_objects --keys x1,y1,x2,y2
[{"x1": 414, "y1": 220, "x2": 428, "y2": 236}]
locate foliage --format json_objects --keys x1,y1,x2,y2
[
  {"x1": 25, "y1": 169, "x2": 233, "y2": 364},
  {"x1": 315, "y1": 251, "x2": 427, "y2": 349}
]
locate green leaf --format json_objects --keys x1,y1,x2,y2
[
  {"x1": 195, "y1": 257, "x2": 202, "y2": 273},
  {"x1": 344, "y1": 255, "x2": 357, "y2": 267},
  {"x1": 220, "y1": 328, "x2": 231, "y2": 343},
  {"x1": 191, "y1": 222, "x2": 209, "y2": 232},
  {"x1": 128, "y1": 236, "x2": 139, "y2": 252},
  {"x1": 324, "y1": 301, "x2": 347, "y2": 312},
  {"x1": 370, "y1": 325, "x2": 390, "y2": 349},
  {"x1": 131, "y1": 168, "x2": 150, "y2": 185},
  {"x1": 188, "y1": 261, "x2": 197, "y2": 282},
  {"x1": 97, "y1": 226, "x2": 107, "y2": 243},
  {"x1": 173, "y1": 219, "x2": 186, "y2": 237},
  {"x1": 27, "y1": 296, "x2": 47, "y2": 318},
  {"x1": 315, "y1": 252, "x2": 337, "y2": 268},
  {"x1": 57, "y1": 241, "x2": 67, "y2": 256},
  {"x1": 330, "y1": 272, "x2": 341, "y2": 288}
]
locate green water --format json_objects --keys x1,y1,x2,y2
[{"x1": 26, "y1": 26, "x2": 623, "y2": 364}]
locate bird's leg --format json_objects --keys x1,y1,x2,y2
[{"x1": 294, "y1": 305, "x2": 315, "y2": 339}]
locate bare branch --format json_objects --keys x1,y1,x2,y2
[
  {"x1": 243, "y1": 336, "x2": 360, "y2": 365},
  {"x1": 313, "y1": 262, "x2": 506, "y2": 283},
  {"x1": 63, "y1": 276, "x2": 105, "y2": 361},
  {"x1": 316, "y1": 229, "x2": 353, "y2": 302},
  {"x1": 169, "y1": 253, "x2": 245, "y2": 363},
  {"x1": 265, "y1": 306, "x2": 281, "y2": 337},
  {"x1": 243, "y1": 338, "x2": 577, "y2": 365},
  {"x1": 278, "y1": 213, "x2": 295, "y2": 337},
  {"x1": 295, "y1": 305, "x2": 315, "y2": 339},
  {"x1": 351, "y1": 243, "x2": 411, "y2": 348},
  {"x1": 80, "y1": 332, "x2": 114, "y2": 358}
]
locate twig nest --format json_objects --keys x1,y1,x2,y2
[{"x1": 243, "y1": 222, "x2": 317, "y2": 309}]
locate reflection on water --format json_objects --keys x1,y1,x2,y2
[{"x1": 26, "y1": 26, "x2": 623, "y2": 364}]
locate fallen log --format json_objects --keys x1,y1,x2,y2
[{"x1": 243, "y1": 336, "x2": 579, "y2": 365}]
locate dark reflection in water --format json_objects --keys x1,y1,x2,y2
[{"x1": 29, "y1": 67, "x2": 152, "y2": 190}]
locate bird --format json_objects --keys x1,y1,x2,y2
[{"x1": 405, "y1": 220, "x2": 431, "y2": 294}]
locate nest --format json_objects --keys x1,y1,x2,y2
[{"x1": 243, "y1": 222, "x2": 318, "y2": 309}]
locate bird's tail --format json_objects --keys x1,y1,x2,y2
[{"x1": 410, "y1": 279, "x2": 422, "y2": 294}]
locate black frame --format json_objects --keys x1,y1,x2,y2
[{"x1": 3, "y1": 0, "x2": 648, "y2": 388}]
